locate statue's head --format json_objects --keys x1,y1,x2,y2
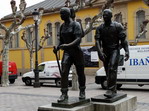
[
  {"x1": 60, "y1": 7, "x2": 71, "y2": 20},
  {"x1": 103, "y1": 9, "x2": 113, "y2": 22}
]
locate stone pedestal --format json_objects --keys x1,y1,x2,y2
[
  {"x1": 38, "y1": 98, "x2": 91, "y2": 111},
  {"x1": 52, "y1": 98, "x2": 90, "y2": 108},
  {"x1": 38, "y1": 95, "x2": 137, "y2": 111},
  {"x1": 92, "y1": 95, "x2": 137, "y2": 111},
  {"x1": 91, "y1": 93, "x2": 127, "y2": 103}
]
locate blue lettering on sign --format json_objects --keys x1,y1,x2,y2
[{"x1": 130, "y1": 56, "x2": 149, "y2": 66}]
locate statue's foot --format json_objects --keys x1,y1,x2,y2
[
  {"x1": 57, "y1": 95, "x2": 68, "y2": 103},
  {"x1": 79, "y1": 86, "x2": 86, "y2": 100},
  {"x1": 104, "y1": 90, "x2": 116, "y2": 98},
  {"x1": 79, "y1": 92, "x2": 86, "y2": 100}
]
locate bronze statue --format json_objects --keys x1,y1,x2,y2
[
  {"x1": 53, "y1": 7, "x2": 86, "y2": 102},
  {"x1": 95, "y1": 9, "x2": 129, "y2": 98}
]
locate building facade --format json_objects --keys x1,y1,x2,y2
[{"x1": 0, "y1": 0, "x2": 149, "y2": 75}]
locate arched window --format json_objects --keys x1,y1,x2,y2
[
  {"x1": 9, "y1": 39, "x2": 13, "y2": 48},
  {"x1": 136, "y1": 10, "x2": 146, "y2": 38},
  {"x1": 9, "y1": 30, "x2": 20, "y2": 48},
  {"x1": 55, "y1": 22, "x2": 60, "y2": 45},
  {"x1": 47, "y1": 23, "x2": 53, "y2": 45},
  {"x1": 26, "y1": 28, "x2": 34, "y2": 44},
  {"x1": 85, "y1": 18, "x2": 92, "y2": 43},
  {"x1": 14, "y1": 33, "x2": 19, "y2": 48}
]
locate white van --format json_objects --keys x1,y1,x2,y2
[
  {"x1": 22, "y1": 61, "x2": 72, "y2": 86},
  {"x1": 95, "y1": 45, "x2": 149, "y2": 89}
]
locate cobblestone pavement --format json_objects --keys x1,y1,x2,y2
[{"x1": 0, "y1": 76, "x2": 149, "y2": 111}]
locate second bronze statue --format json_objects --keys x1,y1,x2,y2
[{"x1": 95, "y1": 9, "x2": 129, "y2": 98}]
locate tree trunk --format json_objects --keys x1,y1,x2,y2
[
  {"x1": 71, "y1": 65, "x2": 78, "y2": 90},
  {"x1": 1, "y1": 42, "x2": 9, "y2": 87},
  {"x1": 30, "y1": 52, "x2": 34, "y2": 71}
]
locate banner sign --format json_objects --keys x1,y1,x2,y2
[{"x1": 81, "y1": 46, "x2": 99, "y2": 67}]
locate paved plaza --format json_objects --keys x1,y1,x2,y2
[{"x1": 0, "y1": 76, "x2": 149, "y2": 111}]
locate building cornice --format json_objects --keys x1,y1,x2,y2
[{"x1": 0, "y1": 0, "x2": 138, "y2": 23}]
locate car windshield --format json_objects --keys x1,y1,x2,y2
[{"x1": 38, "y1": 64, "x2": 45, "y2": 72}]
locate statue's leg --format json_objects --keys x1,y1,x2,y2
[
  {"x1": 104, "y1": 50, "x2": 119, "y2": 98},
  {"x1": 58, "y1": 53, "x2": 72, "y2": 102},
  {"x1": 61, "y1": 63, "x2": 71, "y2": 88},
  {"x1": 57, "y1": 88, "x2": 68, "y2": 102},
  {"x1": 103, "y1": 56, "x2": 109, "y2": 89},
  {"x1": 75, "y1": 64, "x2": 86, "y2": 99}
]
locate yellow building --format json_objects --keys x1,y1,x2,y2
[{"x1": 0, "y1": 0, "x2": 149, "y2": 75}]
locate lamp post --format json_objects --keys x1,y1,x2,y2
[{"x1": 32, "y1": 9, "x2": 40, "y2": 88}]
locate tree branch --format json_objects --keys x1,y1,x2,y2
[
  {"x1": 11, "y1": 24, "x2": 35, "y2": 36},
  {"x1": 21, "y1": 31, "x2": 32, "y2": 51},
  {"x1": 0, "y1": 34, "x2": 5, "y2": 39},
  {"x1": 0, "y1": 22, "x2": 8, "y2": 32},
  {"x1": 9, "y1": 0, "x2": 26, "y2": 31},
  {"x1": 38, "y1": 28, "x2": 51, "y2": 50},
  {"x1": 84, "y1": 0, "x2": 115, "y2": 35},
  {"x1": 142, "y1": 0, "x2": 149, "y2": 6},
  {"x1": 132, "y1": 19, "x2": 149, "y2": 45},
  {"x1": 16, "y1": 0, "x2": 26, "y2": 25}
]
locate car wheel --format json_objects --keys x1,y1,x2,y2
[
  {"x1": 101, "y1": 79, "x2": 107, "y2": 89},
  {"x1": 138, "y1": 84, "x2": 144, "y2": 87},
  {"x1": 69, "y1": 81, "x2": 72, "y2": 87},
  {"x1": 9, "y1": 79, "x2": 15, "y2": 84},
  {"x1": 55, "y1": 79, "x2": 61, "y2": 87},
  {"x1": 117, "y1": 84, "x2": 122, "y2": 89},
  {"x1": 25, "y1": 78, "x2": 32, "y2": 86},
  {"x1": 40, "y1": 83, "x2": 43, "y2": 86}
]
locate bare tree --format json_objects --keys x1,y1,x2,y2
[
  {"x1": 21, "y1": 28, "x2": 50, "y2": 71},
  {"x1": 143, "y1": 0, "x2": 149, "y2": 6},
  {"x1": 72, "y1": 0, "x2": 115, "y2": 35},
  {"x1": 0, "y1": 0, "x2": 26, "y2": 87},
  {"x1": 132, "y1": 19, "x2": 149, "y2": 45}
]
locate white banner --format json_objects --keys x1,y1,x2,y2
[{"x1": 91, "y1": 51, "x2": 99, "y2": 62}]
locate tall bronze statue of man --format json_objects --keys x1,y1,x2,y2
[
  {"x1": 95, "y1": 9, "x2": 129, "y2": 98},
  {"x1": 53, "y1": 7, "x2": 86, "y2": 102}
]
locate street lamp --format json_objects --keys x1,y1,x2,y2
[{"x1": 32, "y1": 9, "x2": 40, "y2": 88}]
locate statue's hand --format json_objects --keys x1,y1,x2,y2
[
  {"x1": 99, "y1": 53, "x2": 106, "y2": 62},
  {"x1": 124, "y1": 52, "x2": 129, "y2": 61},
  {"x1": 53, "y1": 46, "x2": 58, "y2": 54}
]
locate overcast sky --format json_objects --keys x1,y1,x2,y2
[{"x1": 0, "y1": 0, "x2": 45, "y2": 18}]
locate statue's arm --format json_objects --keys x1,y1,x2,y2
[
  {"x1": 95, "y1": 27, "x2": 105, "y2": 62},
  {"x1": 118, "y1": 24, "x2": 129, "y2": 61},
  {"x1": 63, "y1": 36, "x2": 81, "y2": 48}
]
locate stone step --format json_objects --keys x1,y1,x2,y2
[{"x1": 38, "y1": 95, "x2": 137, "y2": 111}]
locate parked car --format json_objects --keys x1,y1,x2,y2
[
  {"x1": 22, "y1": 60, "x2": 72, "y2": 86},
  {"x1": 95, "y1": 45, "x2": 149, "y2": 89},
  {"x1": 0, "y1": 61, "x2": 18, "y2": 84}
]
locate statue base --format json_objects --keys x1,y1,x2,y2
[
  {"x1": 38, "y1": 95, "x2": 137, "y2": 111},
  {"x1": 52, "y1": 98, "x2": 90, "y2": 108},
  {"x1": 92, "y1": 95, "x2": 137, "y2": 111},
  {"x1": 91, "y1": 93, "x2": 127, "y2": 103},
  {"x1": 38, "y1": 98, "x2": 91, "y2": 111}
]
